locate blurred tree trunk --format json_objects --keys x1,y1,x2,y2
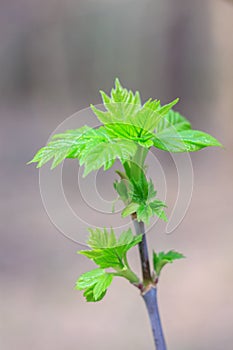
[{"x1": 165, "y1": 0, "x2": 212, "y2": 103}]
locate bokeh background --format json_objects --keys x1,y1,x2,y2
[{"x1": 1, "y1": 1, "x2": 233, "y2": 349}]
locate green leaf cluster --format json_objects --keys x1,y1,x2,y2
[
  {"x1": 29, "y1": 78, "x2": 221, "y2": 175},
  {"x1": 91, "y1": 78, "x2": 179, "y2": 148},
  {"x1": 153, "y1": 250, "x2": 185, "y2": 276},
  {"x1": 76, "y1": 228, "x2": 142, "y2": 302},
  {"x1": 28, "y1": 79, "x2": 222, "y2": 307},
  {"x1": 79, "y1": 227, "x2": 142, "y2": 269},
  {"x1": 114, "y1": 160, "x2": 167, "y2": 224},
  {"x1": 28, "y1": 126, "x2": 137, "y2": 176},
  {"x1": 121, "y1": 188, "x2": 167, "y2": 225}
]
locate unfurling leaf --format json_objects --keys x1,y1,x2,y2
[
  {"x1": 76, "y1": 228, "x2": 141, "y2": 301},
  {"x1": 153, "y1": 250, "x2": 185, "y2": 276},
  {"x1": 79, "y1": 228, "x2": 142, "y2": 269},
  {"x1": 154, "y1": 110, "x2": 222, "y2": 153},
  {"x1": 134, "y1": 200, "x2": 167, "y2": 225},
  {"x1": 149, "y1": 200, "x2": 168, "y2": 222},
  {"x1": 75, "y1": 268, "x2": 113, "y2": 302},
  {"x1": 121, "y1": 202, "x2": 140, "y2": 218},
  {"x1": 92, "y1": 78, "x2": 179, "y2": 144},
  {"x1": 114, "y1": 179, "x2": 129, "y2": 203}
]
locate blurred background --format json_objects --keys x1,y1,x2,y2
[{"x1": 0, "y1": 0, "x2": 233, "y2": 349}]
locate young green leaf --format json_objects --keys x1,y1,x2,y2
[
  {"x1": 91, "y1": 78, "x2": 141, "y2": 125},
  {"x1": 153, "y1": 250, "x2": 185, "y2": 276},
  {"x1": 134, "y1": 200, "x2": 167, "y2": 224},
  {"x1": 121, "y1": 202, "x2": 140, "y2": 218},
  {"x1": 128, "y1": 98, "x2": 178, "y2": 136},
  {"x1": 76, "y1": 228, "x2": 141, "y2": 300},
  {"x1": 118, "y1": 170, "x2": 167, "y2": 224},
  {"x1": 79, "y1": 228, "x2": 142, "y2": 270},
  {"x1": 149, "y1": 200, "x2": 168, "y2": 222},
  {"x1": 104, "y1": 122, "x2": 154, "y2": 147},
  {"x1": 83, "y1": 286, "x2": 107, "y2": 302},
  {"x1": 28, "y1": 126, "x2": 92, "y2": 168},
  {"x1": 92, "y1": 79, "x2": 179, "y2": 143},
  {"x1": 136, "y1": 204, "x2": 153, "y2": 225},
  {"x1": 156, "y1": 109, "x2": 191, "y2": 133},
  {"x1": 117, "y1": 228, "x2": 140, "y2": 246},
  {"x1": 79, "y1": 248, "x2": 125, "y2": 269},
  {"x1": 75, "y1": 268, "x2": 106, "y2": 289},
  {"x1": 154, "y1": 109, "x2": 222, "y2": 152},
  {"x1": 92, "y1": 273, "x2": 113, "y2": 300},
  {"x1": 128, "y1": 180, "x2": 147, "y2": 204},
  {"x1": 81, "y1": 139, "x2": 137, "y2": 176},
  {"x1": 114, "y1": 179, "x2": 129, "y2": 203},
  {"x1": 126, "y1": 162, "x2": 149, "y2": 202},
  {"x1": 28, "y1": 126, "x2": 113, "y2": 169},
  {"x1": 87, "y1": 227, "x2": 117, "y2": 249},
  {"x1": 121, "y1": 200, "x2": 167, "y2": 225},
  {"x1": 156, "y1": 98, "x2": 179, "y2": 118},
  {"x1": 75, "y1": 268, "x2": 113, "y2": 302},
  {"x1": 147, "y1": 180, "x2": 157, "y2": 201},
  {"x1": 29, "y1": 121, "x2": 137, "y2": 173},
  {"x1": 153, "y1": 129, "x2": 222, "y2": 153}
]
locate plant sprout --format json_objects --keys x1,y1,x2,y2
[{"x1": 29, "y1": 79, "x2": 222, "y2": 349}]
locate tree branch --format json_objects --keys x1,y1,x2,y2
[
  {"x1": 132, "y1": 218, "x2": 167, "y2": 350},
  {"x1": 132, "y1": 219, "x2": 151, "y2": 283},
  {"x1": 143, "y1": 286, "x2": 167, "y2": 350}
]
